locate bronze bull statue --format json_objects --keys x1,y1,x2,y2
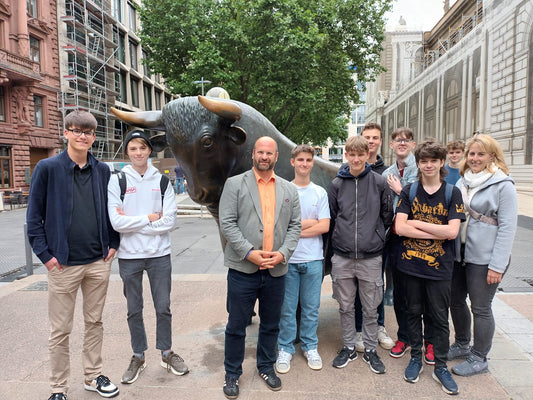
[{"x1": 111, "y1": 95, "x2": 339, "y2": 219}]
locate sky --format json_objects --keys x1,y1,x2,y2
[{"x1": 385, "y1": 0, "x2": 458, "y2": 31}]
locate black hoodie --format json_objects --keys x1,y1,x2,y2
[{"x1": 327, "y1": 163, "x2": 393, "y2": 260}]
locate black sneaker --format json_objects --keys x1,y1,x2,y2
[
  {"x1": 223, "y1": 375, "x2": 239, "y2": 399},
  {"x1": 84, "y1": 375, "x2": 119, "y2": 398},
  {"x1": 48, "y1": 394, "x2": 67, "y2": 400},
  {"x1": 404, "y1": 357, "x2": 423, "y2": 383},
  {"x1": 363, "y1": 349, "x2": 386, "y2": 374},
  {"x1": 259, "y1": 370, "x2": 282, "y2": 391},
  {"x1": 332, "y1": 346, "x2": 357, "y2": 368},
  {"x1": 433, "y1": 366, "x2": 459, "y2": 395}
]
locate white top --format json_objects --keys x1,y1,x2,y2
[
  {"x1": 108, "y1": 164, "x2": 177, "y2": 259},
  {"x1": 289, "y1": 182, "x2": 330, "y2": 263}
]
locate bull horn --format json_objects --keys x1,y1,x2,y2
[
  {"x1": 110, "y1": 107, "x2": 164, "y2": 130},
  {"x1": 198, "y1": 95, "x2": 241, "y2": 121}
]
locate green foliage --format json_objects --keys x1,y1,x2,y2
[{"x1": 139, "y1": 0, "x2": 391, "y2": 145}]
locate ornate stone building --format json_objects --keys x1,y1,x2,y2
[
  {"x1": 366, "y1": 0, "x2": 533, "y2": 191},
  {"x1": 0, "y1": 0, "x2": 63, "y2": 192}
]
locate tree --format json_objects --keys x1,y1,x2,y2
[{"x1": 139, "y1": 0, "x2": 391, "y2": 145}]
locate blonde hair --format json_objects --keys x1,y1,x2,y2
[
  {"x1": 460, "y1": 134, "x2": 509, "y2": 175},
  {"x1": 345, "y1": 136, "x2": 369, "y2": 153}
]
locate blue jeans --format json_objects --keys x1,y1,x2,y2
[
  {"x1": 175, "y1": 178, "x2": 185, "y2": 194},
  {"x1": 278, "y1": 260, "x2": 323, "y2": 354},
  {"x1": 225, "y1": 268, "x2": 286, "y2": 379},
  {"x1": 118, "y1": 255, "x2": 172, "y2": 353}
]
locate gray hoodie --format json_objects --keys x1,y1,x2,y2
[{"x1": 455, "y1": 170, "x2": 518, "y2": 273}]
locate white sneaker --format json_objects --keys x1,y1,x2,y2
[
  {"x1": 378, "y1": 326, "x2": 395, "y2": 350},
  {"x1": 275, "y1": 349, "x2": 292, "y2": 374},
  {"x1": 355, "y1": 331, "x2": 365, "y2": 353},
  {"x1": 304, "y1": 349, "x2": 323, "y2": 370}
]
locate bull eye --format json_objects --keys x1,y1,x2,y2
[{"x1": 200, "y1": 135, "x2": 214, "y2": 148}]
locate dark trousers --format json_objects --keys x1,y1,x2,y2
[
  {"x1": 119, "y1": 255, "x2": 172, "y2": 353},
  {"x1": 224, "y1": 268, "x2": 286, "y2": 379},
  {"x1": 404, "y1": 274, "x2": 451, "y2": 368},
  {"x1": 390, "y1": 236, "x2": 410, "y2": 343},
  {"x1": 450, "y1": 261, "x2": 501, "y2": 359}
]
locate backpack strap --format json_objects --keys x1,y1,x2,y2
[
  {"x1": 408, "y1": 181, "x2": 418, "y2": 204},
  {"x1": 118, "y1": 171, "x2": 127, "y2": 202},
  {"x1": 160, "y1": 175, "x2": 170, "y2": 208},
  {"x1": 444, "y1": 183, "x2": 453, "y2": 208}
]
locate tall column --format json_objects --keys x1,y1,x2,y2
[
  {"x1": 461, "y1": 56, "x2": 469, "y2": 139},
  {"x1": 15, "y1": 0, "x2": 30, "y2": 56},
  {"x1": 465, "y1": 54, "x2": 474, "y2": 138}
]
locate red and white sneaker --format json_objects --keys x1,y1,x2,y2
[
  {"x1": 424, "y1": 341, "x2": 435, "y2": 365},
  {"x1": 390, "y1": 340, "x2": 411, "y2": 358}
]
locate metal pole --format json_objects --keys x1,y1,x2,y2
[{"x1": 24, "y1": 223, "x2": 34, "y2": 276}]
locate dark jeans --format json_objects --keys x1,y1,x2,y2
[
  {"x1": 450, "y1": 261, "x2": 500, "y2": 359},
  {"x1": 119, "y1": 255, "x2": 172, "y2": 353},
  {"x1": 390, "y1": 236, "x2": 410, "y2": 343},
  {"x1": 404, "y1": 274, "x2": 451, "y2": 368},
  {"x1": 224, "y1": 268, "x2": 286, "y2": 379}
]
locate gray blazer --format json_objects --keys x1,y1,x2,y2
[{"x1": 219, "y1": 169, "x2": 301, "y2": 277}]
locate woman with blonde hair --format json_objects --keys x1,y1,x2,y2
[{"x1": 448, "y1": 134, "x2": 517, "y2": 376}]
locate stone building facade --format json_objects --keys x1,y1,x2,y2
[
  {"x1": 0, "y1": 0, "x2": 63, "y2": 192},
  {"x1": 366, "y1": 0, "x2": 533, "y2": 191}
]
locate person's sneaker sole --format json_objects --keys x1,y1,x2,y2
[
  {"x1": 121, "y1": 362, "x2": 146, "y2": 384},
  {"x1": 83, "y1": 384, "x2": 119, "y2": 398},
  {"x1": 432, "y1": 371, "x2": 459, "y2": 395}
]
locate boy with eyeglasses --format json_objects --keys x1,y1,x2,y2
[{"x1": 27, "y1": 110, "x2": 120, "y2": 400}]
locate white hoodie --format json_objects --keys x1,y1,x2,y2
[{"x1": 108, "y1": 164, "x2": 176, "y2": 259}]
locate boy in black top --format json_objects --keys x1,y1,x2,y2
[{"x1": 394, "y1": 139, "x2": 465, "y2": 395}]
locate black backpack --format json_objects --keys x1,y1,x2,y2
[{"x1": 116, "y1": 171, "x2": 170, "y2": 208}]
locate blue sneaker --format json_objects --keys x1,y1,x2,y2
[
  {"x1": 404, "y1": 357, "x2": 423, "y2": 383},
  {"x1": 433, "y1": 366, "x2": 459, "y2": 395}
]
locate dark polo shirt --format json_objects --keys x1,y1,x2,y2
[{"x1": 67, "y1": 163, "x2": 102, "y2": 266}]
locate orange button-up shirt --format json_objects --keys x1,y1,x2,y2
[{"x1": 253, "y1": 169, "x2": 276, "y2": 252}]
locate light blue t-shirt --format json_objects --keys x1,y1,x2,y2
[{"x1": 289, "y1": 182, "x2": 330, "y2": 263}]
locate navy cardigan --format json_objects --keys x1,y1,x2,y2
[{"x1": 26, "y1": 150, "x2": 120, "y2": 265}]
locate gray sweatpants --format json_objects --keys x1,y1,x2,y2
[{"x1": 331, "y1": 254, "x2": 383, "y2": 351}]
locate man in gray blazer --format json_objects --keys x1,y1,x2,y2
[{"x1": 219, "y1": 136, "x2": 301, "y2": 399}]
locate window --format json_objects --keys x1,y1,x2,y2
[
  {"x1": 143, "y1": 84, "x2": 152, "y2": 110},
  {"x1": 130, "y1": 77, "x2": 139, "y2": 107},
  {"x1": 0, "y1": 146, "x2": 12, "y2": 188},
  {"x1": 118, "y1": 32, "x2": 125, "y2": 63},
  {"x1": 33, "y1": 95, "x2": 43, "y2": 127},
  {"x1": 27, "y1": 0, "x2": 38, "y2": 18},
  {"x1": 0, "y1": 87, "x2": 5, "y2": 122},
  {"x1": 29, "y1": 36, "x2": 40, "y2": 65},
  {"x1": 119, "y1": 70, "x2": 127, "y2": 102},
  {"x1": 129, "y1": 39, "x2": 137, "y2": 70},
  {"x1": 142, "y1": 50, "x2": 149, "y2": 76},
  {"x1": 128, "y1": 2, "x2": 136, "y2": 32},
  {"x1": 113, "y1": 0, "x2": 123, "y2": 23},
  {"x1": 154, "y1": 89, "x2": 161, "y2": 110}
]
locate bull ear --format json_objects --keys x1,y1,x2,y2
[
  {"x1": 111, "y1": 107, "x2": 165, "y2": 130},
  {"x1": 198, "y1": 95, "x2": 241, "y2": 121},
  {"x1": 228, "y1": 124, "x2": 247, "y2": 146},
  {"x1": 150, "y1": 133, "x2": 168, "y2": 152}
]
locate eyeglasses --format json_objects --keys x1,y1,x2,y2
[
  {"x1": 393, "y1": 138, "x2": 413, "y2": 144},
  {"x1": 66, "y1": 128, "x2": 95, "y2": 137}
]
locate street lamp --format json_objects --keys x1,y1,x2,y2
[{"x1": 193, "y1": 77, "x2": 212, "y2": 95}]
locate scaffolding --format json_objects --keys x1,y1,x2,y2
[
  {"x1": 423, "y1": 0, "x2": 483, "y2": 69},
  {"x1": 57, "y1": 0, "x2": 121, "y2": 160}
]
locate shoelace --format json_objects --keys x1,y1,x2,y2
[
  {"x1": 306, "y1": 351, "x2": 321, "y2": 362},
  {"x1": 95, "y1": 375, "x2": 111, "y2": 387}
]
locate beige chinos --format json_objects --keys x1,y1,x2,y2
[{"x1": 47, "y1": 258, "x2": 111, "y2": 393}]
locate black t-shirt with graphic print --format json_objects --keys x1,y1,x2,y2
[{"x1": 396, "y1": 182, "x2": 465, "y2": 281}]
